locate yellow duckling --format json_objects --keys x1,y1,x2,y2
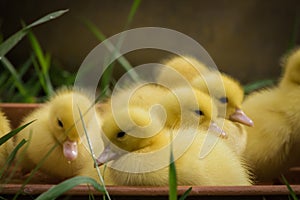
[
  {"x1": 156, "y1": 55, "x2": 253, "y2": 127},
  {"x1": 15, "y1": 88, "x2": 103, "y2": 180},
  {"x1": 102, "y1": 82, "x2": 225, "y2": 137},
  {"x1": 242, "y1": 48, "x2": 300, "y2": 182},
  {"x1": 0, "y1": 110, "x2": 12, "y2": 168},
  {"x1": 96, "y1": 105, "x2": 252, "y2": 186}
]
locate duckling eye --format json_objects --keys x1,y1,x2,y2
[
  {"x1": 57, "y1": 119, "x2": 64, "y2": 128},
  {"x1": 195, "y1": 110, "x2": 204, "y2": 116},
  {"x1": 116, "y1": 131, "x2": 126, "y2": 138},
  {"x1": 219, "y1": 97, "x2": 229, "y2": 104}
]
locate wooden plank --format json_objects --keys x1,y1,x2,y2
[{"x1": 1, "y1": 184, "x2": 300, "y2": 196}]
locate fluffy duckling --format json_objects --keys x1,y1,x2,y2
[
  {"x1": 156, "y1": 55, "x2": 253, "y2": 127},
  {"x1": 102, "y1": 82, "x2": 225, "y2": 137},
  {"x1": 242, "y1": 48, "x2": 300, "y2": 182},
  {"x1": 111, "y1": 82, "x2": 245, "y2": 154},
  {"x1": 0, "y1": 110, "x2": 12, "y2": 168},
  {"x1": 96, "y1": 105, "x2": 252, "y2": 186},
  {"x1": 15, "y1": 88, "x2": 103, "y2": 180}
]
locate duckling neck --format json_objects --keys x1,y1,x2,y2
[{"x1": 139, "y1": 130, "x2": 172, "y2": 153}]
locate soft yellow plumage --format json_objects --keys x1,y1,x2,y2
[
  {"x1": 156, "y1": 56, "x2": 209, "y2": 87},
  {"x1": 15, "y1": 88, "x2": 103, "y2": 180},
  {"x1": 102, "y1": 82, "x2": 225, "y2": 137},
  {"x1": 216, "y1": 118, "x2": 248, "y2": 156},
  {"x1": 96, "y1": 105, "x2": 252, "y2": 186},
  {"x1": 0, "y1": 110, "x2": 12, "y2": 168},
  {"x1": 156, "y1": 55, "x2": 253, "y2": 127},
  {"x1": 242, "y1": 48, "x2": 300, "y2": 182}
]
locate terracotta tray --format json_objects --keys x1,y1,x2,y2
[{"x1": 1, "y1": 103, "x2": 299, "y2": 199}]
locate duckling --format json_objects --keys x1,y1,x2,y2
[
  {"x1": 96, "y1": 106, "x2": 252, "y2": 186},
  {"x1": 103, "y1": 82, "x2": 225, "y2": 137},
  {"x1": 0, "y1": 110, "x2": 12, "y2": 168},
  {"x1": 15, "y1": 88, "x2": 103, "y2": 180},
  {"x1": 242, "y1": 48, "x2": 300, "y2": 182},
  {"x1": 156, "y1": 55, "x2": 253, "y2": 127},
  {"x1": 105, "y1": 84, "x2": 246, "y2": 158}
]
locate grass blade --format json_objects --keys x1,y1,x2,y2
[
  {"x1": 27, "y1": 31, "x2": 49, "y2": 72},
  {"x1": 0, "y1": 29, "x2": 27, "y2": 56},
  {"x1": 78, "y1": 107, "x2": 111, "y2": 200},
  {"x1": 13, "y1": 141, "x2": 58, "y2": 200},
  {"x1": 35, "y1": 176, "x2": 105, "y2": 200},
  {"x1": 27, "y1": 30, "x2": 54, "y2": 95},
  {"x1": 0, "y1": 56, "x2": 28, "y2": 98},
  {"x1": 82, "y1": 0, "x2": 142, "y2": 83},
  {"x1": 0, "y1": 9, "x2": 68, "y2": 57},
  {"x1": 281, "y1": 175, "x2": 298, "y2": 200},
  {"x1": 26, "y1": 9, "x2": 69, "y2": 29},
  {"x1": 82, "y1": 19, "x2": 140, "y2": 82},
  {"x1": 179, "y1": 187, "x2": 192, "y2": 200},
  {"x1": 244, "y1": 79, "x2": 275, "y2": 94},
  {"x1": 0, "y1": 120, "x2": 35, "y2": 145},
  {"x1": 169, "y1": 139, "x2": 177, "y2": 200},
  {"x1": 124, "y1": 0, "x2": 142, "y2": 28},
  {"x1": 0, "y1": 139, "x2": 27, "y2": 178}
]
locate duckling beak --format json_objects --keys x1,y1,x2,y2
[
  {"x1": 96, "y1": 145, "x2": 121, "y2": 166},
  {"x1": 63, "y1": 137, "x2": 78, "y2": 162},
  {"x1": 229, "y1": 108, "x2": 254, "y2": 127},
  {"x1": 209, "y1": 122, "x2": 227, "y2": 138}
]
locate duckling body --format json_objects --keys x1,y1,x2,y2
[
  {"x1": 97, "y1": 107, "x2": 252, "y2": 186},
  {"x1": 243, "y1": 49, "x2": 300, "y2": 182},
  {"x1": 216, "y1": 118, "x2": 248, "y2": 156}
]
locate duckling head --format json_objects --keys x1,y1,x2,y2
[
  {"x1": 159, "y1": 87, "x2": 226, "y2": 137},
  {"x1": 193, "y1": 73, "x2": 253, "y2": 127},
  {"x1": 48, "y1": 89, "x2": 95, "y2": 162},
  {"x1": 97, "y1": 106, "x2": 166, "y2": 165}
]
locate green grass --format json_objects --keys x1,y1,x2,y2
[
  {"x1": 82, "y1": 0, "x2": 141, "y2": 98},
  {"x1": 169, "y1": 144, "x2": 177, "y2": 200},
  {"x1": 281, "y1": 175, "x2": 298, "y2": 200},
  {"x1": 27, "y1": 30, "x2": 54, "y2": 96},
  {"x1": 0, "y1": 10, "x2": 68, "y2": 57},
  {"x1": 35, "y1": 176, "x2": 105, "y2": 200},
  {"x1": 243, "y1": 79, "x2": 276, "y2": 94},
  {"x1": 0, "y1": 121, "x2": 35, "y2": 179},
  {"x1": 0, "y1": 10, "x2": 68, "y2": 102},
  {"x1": 78, "y1": 107, "x2": 111, "y2": 200},
  {"x1": 169, "y1": 135, "x2": 192, "y2": 200}
]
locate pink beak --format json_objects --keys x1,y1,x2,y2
[
  {"x1": 63, "y1": 138, "x2": 78, "y2": 162},
  {"x1": 229, "y1": 108, "x2": 254, "y2": 127}
]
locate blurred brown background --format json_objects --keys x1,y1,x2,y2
[{"x1": 0, "y1": 0, "x2": 299, "y2": 84}]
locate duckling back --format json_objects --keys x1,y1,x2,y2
[
  {"x1": 242, "y1": 49, "x2": 300, "y2": 182},
  {"x1": 280, "y1": 48, "x2": 300, "y2": 86}
]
